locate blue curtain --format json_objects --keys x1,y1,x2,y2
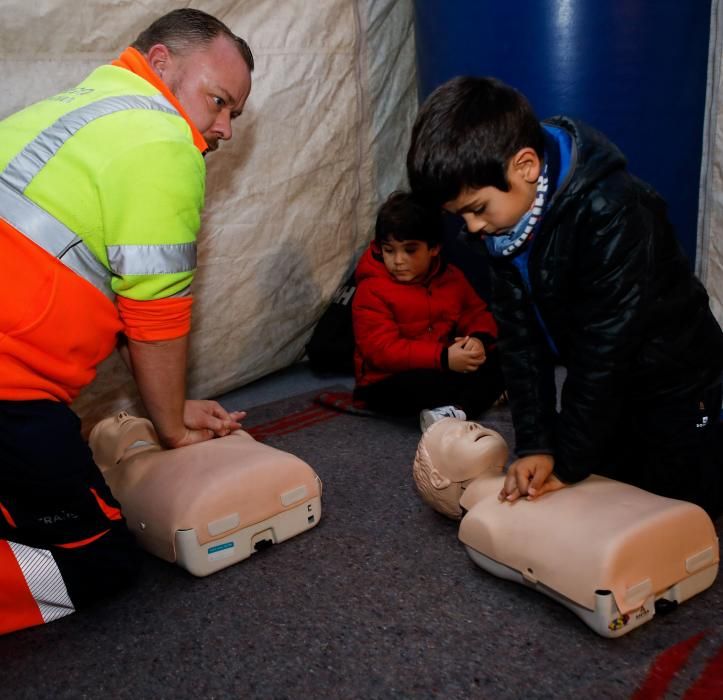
[{"x1": 412, "y1": 0, "x2": 712, "y2": 264}]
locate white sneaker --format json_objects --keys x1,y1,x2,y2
[{"x1": 419, "y1": 405, "x2": 467, "y2": 431}]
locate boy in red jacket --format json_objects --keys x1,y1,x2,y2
[{"x1": 352, "y1": 191, "x2": 504, "y2": 430}]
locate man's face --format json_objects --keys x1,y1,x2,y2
[
  {"x1": 443, "y1": 153, "x2": 538, "y2": 238},
  {"x1": 161, "y1": 35, "x2": 252, "y2": 152},
  {"x1": 380, "y1": 238, "x2": 440, "y2": 284}
]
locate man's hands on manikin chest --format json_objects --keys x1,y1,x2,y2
[{"x1": 121, "y1": 334, "x2": 245, "y2": 449}]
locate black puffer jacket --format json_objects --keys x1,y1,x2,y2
[{"x1": 485, "y1": 116, "x2": 723, "y2": 483}]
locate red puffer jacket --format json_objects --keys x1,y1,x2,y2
[{"x1": 352, "y1": 244, "x2": 497, "y2": 387}]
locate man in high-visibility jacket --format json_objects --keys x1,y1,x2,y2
[{"x1": 0, "y1": 8, "x2": 253, "y2": 635}]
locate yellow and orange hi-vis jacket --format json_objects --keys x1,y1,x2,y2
[{"x1": 0, "y1": 48, "x2": 208, "y2": 403}]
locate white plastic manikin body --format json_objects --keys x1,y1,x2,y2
[{"x1": 89, "y1": 412, "x2": 322, "y2": 576}]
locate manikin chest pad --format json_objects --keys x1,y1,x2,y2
[
  {"x1": 89, "y1": 412, "x2": 322, "y2": 576},
  {"x1": 414, "y1": 418, "x2": 719, "y2": 637}
]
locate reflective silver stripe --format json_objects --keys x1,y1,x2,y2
[
  {"x1": 0, "y1": 182, "x2": 113, "y2": 299},
  {"x1": 9, "y1": 541, "x2": 75, "y2": 624},
  {"x1": 62, "y1": 239, "x2": 115, "y2": 298},
  {"x1": 107, "y1": 242, "x2": 196, "y2": 276},
  {"x1": 1, "y1": 95, "x2": 177, "y2": 192},
  {"x1": 0, "y1": 93, "x2": 181, "y2": 298}
]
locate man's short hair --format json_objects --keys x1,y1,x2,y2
[
  {"x1": 406, "y1": 76, "x2": 544, "y2": 207},
  {"x1": 374, "y1": 191, "x2": 443, "y2": 247},
  {"x1": 132, "y1": 8, "x2": 254, "y2": 72}
]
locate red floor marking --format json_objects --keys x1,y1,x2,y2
[
  {"x1": 250, "y1": 412, "x2": 341, "y2": 440},
  {"x1": 250, "y1": 405, "x2": 328, "y2": 431},
  {"x1": 247, "y1": 404, "x2": 340, "y2": 440},
  {"x1": 631, "y1": 631, "x2": 707, "y2": 700},
  {"x1": 247, "y1": 406, "x2": 327, "y2": 435},
  {"x1": 683, "y1": 642, "x2": 723, "y2": 700}
]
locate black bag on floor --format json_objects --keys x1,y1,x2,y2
[{"x1": 306, "y1": 273, "x2": 356, "y2": 375}]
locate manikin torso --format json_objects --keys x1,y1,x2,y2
[
  {"x1": 413, "y1": 418, "x2": 719, "y2": 636},
  {"x1": 89, "y1": 411, "x2": 322, "y2": 575}
]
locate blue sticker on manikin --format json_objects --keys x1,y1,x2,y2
[{"x1": 208, "y1": 542, "x2": 234, "y2": 554}]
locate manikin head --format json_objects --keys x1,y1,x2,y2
[
  {"x1": 413, "y1": 418, "x2": 509, "y2": 519},
  {"x1": 132, "y1": 8, "x2": 254, "y2": 153},
  {"x1": 89, "y1": 412, "x2": 161, "y2": 472}
]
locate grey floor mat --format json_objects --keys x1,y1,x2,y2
[{"x1": 2, "y1": 388, "x2": 721, "y2": 699}]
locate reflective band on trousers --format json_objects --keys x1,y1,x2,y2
[
  {"x1": 9, "y1": 541, "x2": 75, "y2": 624},
  {"x1": 0, "y1": 94, "x2": 195, "y2": 300}
]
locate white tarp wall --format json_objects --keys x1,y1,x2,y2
[
  {"x1": 0, "y1": 0, "x2": 418, "y2": 427},
  {"x1": 699, "y1": 0, "x2": 723, "y2": 329}
]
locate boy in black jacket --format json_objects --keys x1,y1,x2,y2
[{"x1": 407, "y1": 76, "x2": 723, "y2": 517}]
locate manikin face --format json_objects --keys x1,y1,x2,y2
[
  {"x1": 89, "y1": 412, "x2": 160, "y2": 472},
  {"x1": 150, "y1": 35, "x2": 252, "y2": 152},
  {"x1": 413, "y1": 418, "x2": 509, "y2": 519},
  {"x1": 380, "y1": 238, "x2": 440, "y2": 284},
  {"x1": 426, "y1": 418, "x2": 509, "y2": 483},
  {"x1": 443, "y1": 148, "x2": 540, "y2": 238}
]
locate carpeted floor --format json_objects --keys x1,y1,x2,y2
[{"x1": 2, "y1": 388, "x2": 722, "y2": 699}]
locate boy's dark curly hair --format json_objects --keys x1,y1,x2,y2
[{"x1": 374, "y1": 191, "x2": 444, "y2": 247}]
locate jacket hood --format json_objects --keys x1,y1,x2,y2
[
  {"x1": 545, "y1": 116, "x2": 627, "y2": 208},
  {"x1": 355, "y1": 245, "x2": 387, "y2": 284}
]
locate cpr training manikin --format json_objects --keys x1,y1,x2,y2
[
  {"x1": 413, "y1": 418, "x2": 720, "y2": 637},
  {"x1": 89, "y1": 412, "x2": 322, "y2": 577}
]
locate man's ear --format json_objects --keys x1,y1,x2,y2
[
  {"x1": 430, "y1": 469, "x2": 451, "y2": 490},
  {"x1": 145, "y1": 43, "x2": 172, "y2": 79},
  {"x1": 511, "y1": 147, "x2": 541, "y2": 184}
]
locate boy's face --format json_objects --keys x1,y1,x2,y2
[
  {"x1": 443, "y1": 148, "x2": 540, "y2": 238},
  {"x1": 380, "y1": 238, "x2": 440, "y2": 283}
]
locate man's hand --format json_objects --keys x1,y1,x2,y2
[
  {"x1": 162, "y1": 401, "x2": 246, "y2": 449},
  {"x1": 448, "y1": 336, "x2": 487, "y2": 373},
  {"x1": 184, "y1": 400, "x2": 245, "y2": 438},
  {"x1": 498, "y1": 454, "x2": 566, "y2": 502}
]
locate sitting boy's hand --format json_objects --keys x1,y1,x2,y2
[
  {"x1": 498, "y1": 454, "x2": 566, "y2": 503},
  {"x1": 448, "y1": 336, "x2": 486, "y2": 373}
]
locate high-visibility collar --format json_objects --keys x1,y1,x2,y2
[{"x1": 112, "y1": 46, "x2": 208, "y2": 155}]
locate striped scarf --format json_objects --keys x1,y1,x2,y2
[{"x1": 485, "y1": 159, "x2": 550, "y2": 258}]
